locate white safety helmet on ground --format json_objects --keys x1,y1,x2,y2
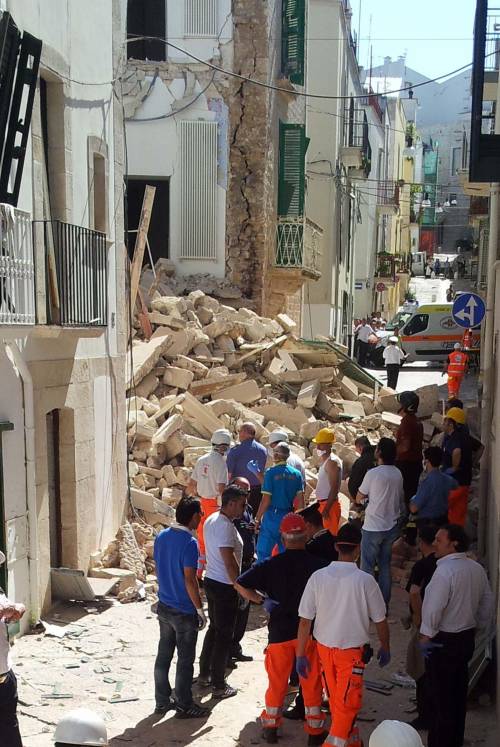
[
  {"x1": 268, "y1": 430, "x2": 289, "y2": 446},
  {"x1": 211, "y1": 429, "x2": 232, "y2": 446},
  {"x1": 369, "y1": 720, "x2": 423, "y2": 747},
  {"x1": 53, "y1": 708, "x2": 108, "y2": 745}
]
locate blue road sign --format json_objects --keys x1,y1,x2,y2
[{"x1": 452, "y1": 292, "x2": 485, "y2": 329}]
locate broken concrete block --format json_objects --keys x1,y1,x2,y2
[
  {"x1": 174, "y1": 467, "x2": 190, "y2": 486},
  {"x1": 189, "y1": 372, "x2": 247, "y2": 398},
  {"x1": 377, "y1": 388, "x2": 400, "y2": 414},
  {"x1": 148, "y1": 311, "x2": 187, "y2": 329},
  {"x1": 332, "y1": 400, "x2": 366, "y2": 418},
  {"x1": 279, "y1": 367, "x2": 337, "y2": 384},
  {"x1": 213, "y1": 380, "x2": 261, "y2": 405},
  {"x1": 359, "y1": 393, "x2": 375, "y2": 415},
  {"x1": 297, "y1": 380, "x2": 321, "y2": 409},
  {"x1": 181, "y1": 392, "x2": 225, "y2": 439},
  {"x1": 381, "y1": 411, "x2": 402, "y2": 428},
  {"x1": 188, "y1": 289, "x2": 206, "y2": 306},
  {"x1": 162, "y1": 465, "x2": 177, "y2": 486},
  {"x1": 151, "y1": 296, "x2": 187, "y2": 316},
  {"x1": 264, "y1": 357, "x2": 286, "y2": 380},
  {"x1": 152, "y1": 413, "x2": 185, "y2": 445},
  {"x1": 277, "y1": 349, "x2": 298, "y2": 371},
  {"x1": 134, "y1": 373, "x2": 160, "y2": 400},
  {"x1": 299, "y1": 420, "x2": 330, "y2": 441},
  {"x1": 184, "y1": 446, "x2": 212, "y2": 468},
  {"x1": 340, "y1": 376, "x2": 359, "y2": 402},
  {"x1": 215, "y1": 334, "x2": 236, "y2": 353},
  {"x1": 158, "y1": 329, "x2": 192, "y2": 358},
  {"x1": 138, "y1": 465, "x2": 163, "y2": 479},
  {"x1": 276, "y1": 312, "x2": 297, "y2": 333},
  {"x1": 128, "y1": 411, "x2": 156, "y2": 440},
  {"x1": 192, "y1": 343, "x2": 214, "y2": 359},
  {"x1": 174, "y1": 355, "x2": 209, "y2": 379},
  {"x1": 147, "y1": 394, "x2": 184, "y2": 423},
  {"x1": 254, "y1": 401, "x2": 309, "y2": 434},
  {"x1": 195, "y1": 306, "x2": 214, "y2": 326},
  {"x1": 89, "y1": 567, "x2": 136, "y2": 594},
  {"x1": 208, "y1": 399, "x2": 242, "y2": 418},
  {"x1": 415, "y1": 384, "x2": 439, "y2": 418},
  {"x1": 165, "y1": 432, "x2": 185, "y2": 460},
  {"x1": 163, "y1": 366, "x2": 194, "y2": 391},
  {"x1": 202, "y1": 318, "x2": 235, "y2": 338},
  {"x1": 430, "y1": 412, "x2": 444, "y2": 430},
  {"x1": 316, "y1": 392, "x2": 342, "y2": 420},
  {"x1": 126, "y1": 329, "x2": 175, "y2": 390}
]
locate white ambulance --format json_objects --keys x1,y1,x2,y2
[{"x1": 399, "y1": 303, "x2": 480, "y2": 362}]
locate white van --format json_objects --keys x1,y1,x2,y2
[
  {"x1": 399, "y1": 303, "x2": 480, "y2": 362},
  {"x1": 411, "y1": 251, "x2": 427, "y2": 276}
]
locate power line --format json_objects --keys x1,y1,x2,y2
[{"x1": 125, "y1": 35, "x2": 482, "y2": 101}]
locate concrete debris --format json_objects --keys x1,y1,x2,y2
[{"x1": 92, "y1": 279, "x2": 443, "y2": 601}]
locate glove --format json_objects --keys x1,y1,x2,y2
[
  {"x1": 196, "y1": 608, "x2": 207, "y2": 631},
  {"x1": 238, "y1": 594, "x2": 250, "y2": 611},
  {"x1": 418, "y1": 641, "x2": 443, "y2": 659},
  {"x1": 377, "y1": 647, "x2": 391, "y2": 667},
  {"x1": 263, "y1": 598, "x2": 279, "y2": 614},
  {"x1": 295, "y1": 656, "x2": 311, "y2": 679},
  {"x1": 247, "y1": 459, "x2": 261, "y2": 476}
]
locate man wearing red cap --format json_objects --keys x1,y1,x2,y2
[{"x1": 235, "y1": 513, "x2": 328, "y2": 745}]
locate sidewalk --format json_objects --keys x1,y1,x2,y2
[{"x1": 15, "y1": 584, "x2": 494, "y2": 746}]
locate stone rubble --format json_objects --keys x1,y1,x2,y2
[{"x1": 99, "y1": 270, "x2": 442, "y2": 600}]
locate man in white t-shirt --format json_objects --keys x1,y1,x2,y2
[
  {"x1": 198, "y1": 485, "x2": 247, "y2": 700},
  {"x1": 383, "y1": 336, "x2": 405, "y2": 390},
  {"x1": 297, "y1": 523, "x2": 390, "y2": 747},
  {"x1": 355, "y1": 437, "x2": 404, "y2": 607},
  {"x1": 187, "y1": 429, "x2": 231, "y2": 577},
  {"x1": 356, "y1": 319, "x2": 375, "y2": 366}
]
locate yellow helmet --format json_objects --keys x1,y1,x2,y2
[
  {"x1": 311, "y1": 427, "x2": 336, "y2": 444},
  {"x1": 445, "y1": 407, "x2": 466, "y2": 425}
]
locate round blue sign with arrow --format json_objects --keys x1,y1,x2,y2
[{"x1": 452, "y1": 292, "x2": 485, "y2": 329}]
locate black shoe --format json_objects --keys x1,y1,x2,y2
[
  {"x1": 212, "y1": 682, "x2": 237, "y2": 699},
  {"x1": 154, "y1": 699, "x2": 174, "y2": 715},
  {"x1": 175, "y1": 702, "x2": 210, "y2": 719},
  {"x1": 262, "y1": 728, "x2": 278, "y2": 744},
  {"x1": 233, "y1": 652, "x2": 253, "y2": 662},
  {"x1": 308, "y1": 731, "x2": 328, "y2": 746},
  {"x1": 409, "y1": 717, "x2": 429, "y2": 731},
  {"x1": 282, "y1": 705, "x2": 305, "y2": 721}
]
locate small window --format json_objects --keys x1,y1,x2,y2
[
  {"x1": 451, "y1": 147, "x2": 461, "y2": 176},
  {"x1": 127, "y1": 0, "x2": 166, "y2": 61},
  {"x1": 403, "y1": 314, "x2": 429, "y2": 336}
]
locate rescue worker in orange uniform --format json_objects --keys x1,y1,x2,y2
[
  {"x1": 186, "y1": 429, "x2": 231, "y2": 576},
  {"x1": 311, "y1": 428, "x2": 343, "y2": 535},
  {"x1": 442, "y1": 343, "x2": 468, "y2": 400},
  {"x1": 297, "y1": 523, "x2": 391, "y2": 747},
  {"x1": 235, "y1": 513, "x2": 328, "y2": 745}
]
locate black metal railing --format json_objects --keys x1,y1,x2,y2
[{"x1": 40, "y1": 220, "x2": 107, "y2": 326}]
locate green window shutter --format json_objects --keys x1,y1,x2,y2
[
  {"x1": 278, "y1": 122, "x2": 306, "y2": 216},
  {"x1": 282, "y1": 0, "x2": 305, "y2": 86}
]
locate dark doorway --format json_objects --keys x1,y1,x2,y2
[
  {"x1": 46, "y1": 410, "x2": 62, "y2": 569},
  {"x1": 127, "y1": 178, "x2": 170, "y2": 266}
]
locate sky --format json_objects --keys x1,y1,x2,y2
[{"x1": 348, "y1": 0, "x2": 477, "y2": 80}]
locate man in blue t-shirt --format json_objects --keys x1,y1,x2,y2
[
  {"x1": 153, "y1": 498, "x2": 209, "y2": 719},
  {"x1": 227, "y1": 422, "x2": 267, "y2": 515},
  {"x1": 409, "y1": 446, "x2": 457, "y2": 528},
  {"x1": 255, "y1": 442, "x2": 304, "y2": 561}
]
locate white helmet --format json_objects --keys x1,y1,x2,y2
[
  {"x1": 454, "y1": 342, "x2": 461, "y2": 350},
  {"x1": 53, "y1": 709, "x2": 108, "y2": 745},
  {"x1": 211, "y1": 429, "x2": 232, "y2": 446},
  {"x1": 369, "y1": 720, "x2": 423, "y2": 747},
  {"x1": 268, "y1": 429, "x2": 289, "y2": 446}
]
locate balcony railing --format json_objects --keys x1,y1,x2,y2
[
  {"x1": 0, "y1": 205, "x2": 35, "y2": 325},
  {"x1": 41, "y1": 220, "x2": 107, "y2": 327},
  {"x1": 377, "y1": 180, "x2": 400, "y2": 214},
  {"x1": 375, "y1": 254, "x2": 397, "y2": 281},
  {"x1": 275, "y1": 217, "x2": 323, "y2": 279}
]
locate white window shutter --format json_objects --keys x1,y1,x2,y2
[
  {"x1": 184, "y1": 0, "x2": 218, "y2": 37},
  {"x1": 178, "y1": 120, "x2": 218, "y2": 260}
]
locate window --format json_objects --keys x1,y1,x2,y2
[
  {"x1": 281, "y1": 0, "x2": 305, "y2": 85},
  {"x1": 403, "y1": 314, "x2": 429, "y2": 336},
  {"x1": 127, "y1": 0, "x2": 166, "y2": 61},
  {"x1": 451, "y1": 147, "x2": 461, "y2": 176},
  {"x1": 278, "y1": 122, "x2": 308, "y2": 216}
]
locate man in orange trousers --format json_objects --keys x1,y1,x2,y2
[
  {"x1": 236, "y1": 513, "x2": 328, "y2": 745},
  {"x1": 298, "y1": 523, "x2": 391, "y2": 747}
]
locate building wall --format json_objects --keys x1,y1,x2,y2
[{"x1": 0, "y1": 0, "x2": 127, "y2": 619}]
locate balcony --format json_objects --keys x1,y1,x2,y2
[
  {"x1": 275, "y1": 217, "x2": 323, "y2": 280},
  {"x1": 40, "y1": 220, "x2": 108, "y2": 327},
  {"x1": 0, "y1": 205, "x2": 36, "y2": 325},
  {"x1": 377, "y1": 180, "x2": 401, "y2": 216},
  {"x1": 375, "y1": 253, "x2": 398, "y2": 286},
  {"x1": 457, "y1": 168, "x2": 490, "y2": 197}
]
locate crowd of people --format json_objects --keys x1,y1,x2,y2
[{"x1": 1, "y1": 397, "x2": 493, "y2": 747}]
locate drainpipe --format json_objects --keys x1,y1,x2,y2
[{"x1": 2, "y1": 340, "x2": 40, "y2": 623}]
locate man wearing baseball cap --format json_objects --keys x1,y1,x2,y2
[
  {"x1": 311, "y1": 428, "x2": 343, "y2": 535},
  {"x1": 235, "y1": 513, "x2": 328, "y2": 745},
  {"x1": 297, "y1": 523, "x2": 390, "y2": 747},
  {"x1": 0, "y1": 550, "x2": 25, "y2": 746}
]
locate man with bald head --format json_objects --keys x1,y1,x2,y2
[{"x1": 227, "y1": 422, "x2": 267, "y2": 514}]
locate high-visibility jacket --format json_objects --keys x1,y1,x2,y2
[{"x1": 447, "y1": 351, "x2": 468, "y2": 376}]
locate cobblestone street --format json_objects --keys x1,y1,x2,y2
[{"x1": 16, "y1": 585, "x2": 495, "y2": 747}]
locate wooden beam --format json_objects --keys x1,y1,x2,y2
[{"x1": 129, "y1": 185, "x2": 156, "y2": 315}]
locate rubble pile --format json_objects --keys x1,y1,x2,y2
[{"x1": 94, "y1": 271, "x2": 440, "y2": 599}]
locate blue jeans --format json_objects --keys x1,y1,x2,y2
[
  {"x1": 154, "y1": 602, "x2": 198, "y2": 709},
  {"x1": 361, "y1": 525, "x2": 400, "y2": 606},
  {"x1": 256, "y1": 508, "x2": 287, "y2": 562}
]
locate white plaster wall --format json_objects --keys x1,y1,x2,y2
[
  {"x1": 6, "y1": 0, "x2": 119, "y2": 362},
  {"x1": 126, "y1": 75, "x2": 227, "y2": 278},
  {"x1": 166, "y1": 0, "x2": 233, "y2": 62},
  {"x1": 0, "y1": 349, "x2": 30, "y2": 625},
  {"x1": 93, "y1": 375, "x2": 115, "y2": 551}
]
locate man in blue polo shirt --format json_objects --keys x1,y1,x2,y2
[
  {"x1": 409, "y1": 446, "x2": 457, "y2": 528},
  {"x1": 227, "y1": 422, "x2": 267, "y2": 515},
  {"x1": 255, "y1": 442, "x2": 304, "y2": 561},
  {"x1": 153, "y1": 498, "x2": 209, "y2": 719}
]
